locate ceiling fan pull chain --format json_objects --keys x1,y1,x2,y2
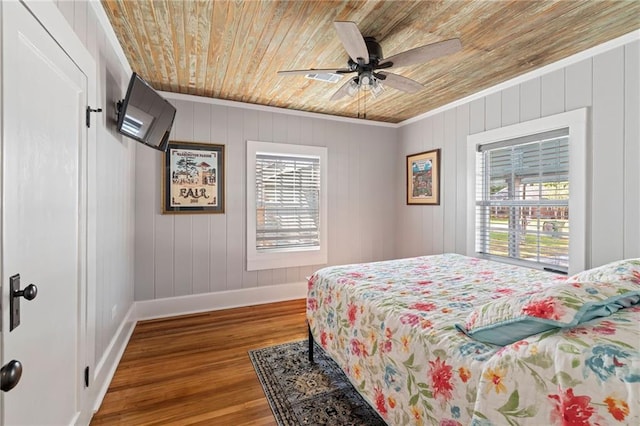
[
  {"x1": 362, "y1": 84, "x2": 366, "y2": 119},
  {"x1": 357, "y1": 84, "x2": 361, "y2": 118}
]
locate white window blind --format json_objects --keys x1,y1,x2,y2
[
  {"x1": 247, "y1": 141, "x2": 327, "y2": 271},
  {"x1": 475, "y1": 128, "x2": 570, "y2": 272},
  {"x1": 255, "y1": 153, "x2": 320, "y2": 251}
]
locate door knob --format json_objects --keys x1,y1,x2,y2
[
  {"x1": 14, "y1": 283, "x2": 38, "y2": 300},
  {"x1": 1, "y1": 360, "x2": 23, "y2": 392}
]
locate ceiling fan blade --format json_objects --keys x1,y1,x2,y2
[
  {"x1": 334, "y1": 21, "x2": 369, "y2": 65},
  {"x1": 277, "y1": 68, "x2": 349, "y2": 76},
  {"x1": 377, "y1": 72, "x2": 423, "y2": 93},
  {"x1": 382, "y1": 38, "x2": 462, "y2": 68},
  {"x1": 330, "y1": 78, "x2": 355, "y2": 101}
]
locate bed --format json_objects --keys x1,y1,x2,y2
[{"x1": 306, "y1": 253, "x2": 640, "y2": 425}]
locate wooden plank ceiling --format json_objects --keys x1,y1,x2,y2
[{"x1": 102, "y1": 0, "x2": 639, "y2": 123}]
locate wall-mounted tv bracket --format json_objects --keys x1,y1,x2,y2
[
  {"x1": 9, "y1": 274, "x2": 38, "y2": 332},
  {"x1": 86, "y1": 106, "x2": 103, "y2": 128},
  {"x1": 115, "y1": 100, "x2": 124, "y2": 123}
]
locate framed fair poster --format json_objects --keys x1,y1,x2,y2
[
  {"x1": 407, "y1": 148, "x2": 440, "y2": 205},
  {"x1": 162, "y1": 141, "x2": 225, "y2": 214}
]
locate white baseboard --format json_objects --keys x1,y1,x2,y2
[
  {"x1": 135, "y1": 281, "x2": 307, "y2": 321},
  {"x1": 89, "y1": 304, "x2": 137, "y2": 414}
]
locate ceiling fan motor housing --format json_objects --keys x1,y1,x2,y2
[
  {"x1": 347, "y1": 37, "x2": 383, "y2": 69},
  {"x1": 364, "y1": 37, "x2": 383, "y2": 63}
]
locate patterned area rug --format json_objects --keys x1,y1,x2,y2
[{"x1": 249, "y1": 340, "x2": 386, "y2": 426}]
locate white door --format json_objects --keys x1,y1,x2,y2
[{"x1": 1, "y1": 2, "x2": 87, "y2": 425}]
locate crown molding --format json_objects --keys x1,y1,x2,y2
[{"x1": 160, "y1": 91, "x2": 398, "y2": 128}]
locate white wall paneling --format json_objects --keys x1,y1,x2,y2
[
  {"x1": 403, "y1": 117, "x2": 443, "y2": 258},
  {"x1": 173, "y1": 215, "x2": 194, "y2": 297},
  {"x1": 398, "y1": 36, "x2": 640, "y2": 270},
  {"x1": 454, "y1": 104, "x2": 470, "y2": 254},
  {"x1": 418, "y1": 119, "x2": 433, "y2": 257},
  {"x1": 191, "y1": 214, "x2": 211, "y2": 294},
  {"x1": 592, "y1": 47, "x2": 625, "y2": 265},
  {"x1": 240, "y1": 110, "x2": 259, "y2": 287},
  {"x1": 399, "y1": 121, "x2": 427, "y2": 259},
  {"x1": 431, "y1": 114, "x2": 445, "y2": 254},
  {"x1": 226, "y1": 107, "x2": 245, "y2": 289},
  {"x1": 210, "y1": 105, "x2": 229, "y2": 293},
  {"x1": 501, "y1": 86, "x2": 520, "y2": 126},
  {"x1": 566, "y1": 59, "x2": 593, "y2": 111},
  {"x1": 135, "y1": 95, "x2": 399, "y2": 301},
  {"x1": 520, "y1": 77, "x2": 542, "y2": 122},
  {"x1": 347, "y1": 127, "x2": 363, "y2": 264},
  {"x1": 624, "y1": 41, "x2": 640, "y2": 258},
  {"x1": 443, "y1": 109, "x2": 457, "y2": 254},
  {"x1": 485, "y1": 92, "x2": 502, "y2": 130},
  {"x1": 541, "y1": 68, "x2": 566, "y2": 116},
  {"x1": 154, "y1": 213, "x2": 175, "y2": 298},
  {"x1": 171, "y1": 100, "x2": 195, "y2": 297},
  {"x1": 469, "y1": 98, "x2": 486, "y2": 134},
  {"x1": 134, "y1": 146, "x2": 157, "y2": 301},
  {"x1": 358, "y1": 130, "x2": 373, "y2": 263}
]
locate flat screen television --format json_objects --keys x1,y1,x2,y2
[{"x1": 116, "y1": 73, "x2": 176, "y2": 152}]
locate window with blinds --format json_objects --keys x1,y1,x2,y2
[
  {"x1": 246, "y1": 140, "x2": 327, "y2": 271},
  {"x1": 475, "y1": 128, "x2": 570, "y2": 272},
  {"x1": 255, "y1": 153, "x2": 320, "y2": 251}
]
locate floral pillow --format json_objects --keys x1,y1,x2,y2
[
  {"x1": 455, "y1": 278, "x2": 640, "y2": 346},
  {"x1": 567, "y1": 258, "x2": 640, "y2": 285}
]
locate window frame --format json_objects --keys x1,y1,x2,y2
[
  {"x1": 246, "y1": 140, "x2": 328, "y2": 271},
  {"x1": 467, "y1": 108, "x2": 589, "y2": 275},
  {"x1": 477, "y1": 131, "x2": 570, "y2": 271}
]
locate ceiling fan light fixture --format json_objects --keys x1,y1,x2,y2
[
  {"x1": 347, "y1": 78, "x2": 359, "y2": 97},
  {"x1": 370, "y1": 79, "x2": 385, "y2": 98}
]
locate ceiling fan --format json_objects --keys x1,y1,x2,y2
[{"x1": 277, "y1": 21, "x2": 462, "y2": 101}]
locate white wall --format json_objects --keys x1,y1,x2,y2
[
  {"x1": 54, "y1": 0, "x2": 136, "y2": 386},
  {"x1": 134, "y1": 98, "x2": 398, "y2": 301},
  {"x1": 397, "y1": 38, "x2": 640, "y2": 268}
]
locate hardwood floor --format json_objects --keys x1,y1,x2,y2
[{"x1": 90, "y1": 299, "x2": 308, "y2": 425}]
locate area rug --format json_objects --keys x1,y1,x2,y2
[{"x1": 249, "y1": 340, "x2": 386, "y2": 426}]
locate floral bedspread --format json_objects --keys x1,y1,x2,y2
[
  {"x1": 472, "y1": 307, "x2": 640, "y2": 425},
  {"x1": 306, "y1": 253, "x2": 640, "y2": 425}
]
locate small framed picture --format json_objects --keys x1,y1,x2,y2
[
  {"x1": 162, "y1": 141, "x2": 225, "y2": 214},
  {"x1": 407, "y1": 149, "x2": 440, "y2": 205}
]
